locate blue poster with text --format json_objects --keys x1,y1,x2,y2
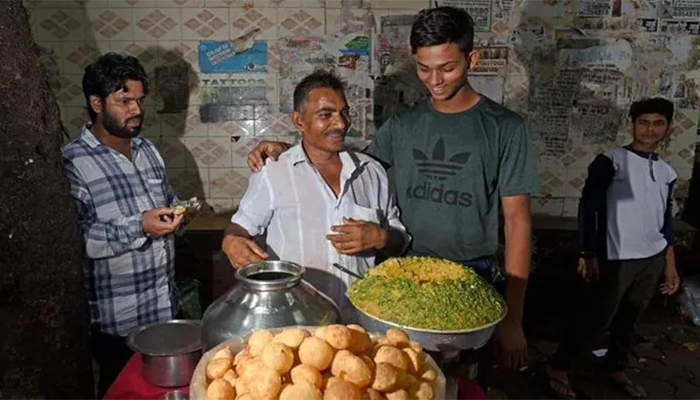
[{"x1": 198, "y1": 40, "x2": 267, "y2": 73}]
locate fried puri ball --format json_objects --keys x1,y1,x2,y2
[
  {"x1": 261, "y1": 342, "x2": 295, "y2": 374},
  {"x1": 371, "y1": 362, "x2": 402, "y2": 392},
  {"x1": 238, "y1": 358, "x2": 264, "y2": 382},
  {"x1": 248, "y1": 366, "x2": 282, "y2": 400},
  {"x1": 315, "y1": 326, "x2": 327, "y2": 340},
  {"x1": 324, "y1": 324, "x2": 354, "y2": 350},
  {"x1": 324, "y1": 379, "x2": 362, "y2": 400},
  {"x1": 409, "y1": 381, "x2": 435, "y2": 400},
  {"x1": 374, "y1": 346, "x2": 411, "y2": 371},
  {"x1": 347, "y1": 324, "x2": 367, "y2": 333},
  {"x1": 222, "y1": 369, "x2": 237, "y2": 388},
  {"x1": 402, "y1": 348, "x2": 422, "y2": 374},
  {"x1": 360, "y1": 354, "x2": 376, "y2": 372},
  {"x1": 212, "y1": 346, "x2": 233, "y2": 361},
  {"x1": 299, "y1": 336, "x2": 334, "y2": 371},
  {"x1": 279, "y1": 383, "x2": 323, "y2": 400},
  {"x1": 331, "y1": 350, "x2": 373, "y2": 388},
  {"x1": 408, "y1": 341, "x2": 423, "y2": 354},
  {"x1": 247, "y1": 329, "x2": 274, "y2": 357},
  {"x1": 348, "y1": 325, "x2": 373, "y2": 354},
  {"x1": 322, "y1": 374, "x2": 339, "y2": 390},
  {"x1": 206, "y1": 378, "x2": 235, "y2": 400},
  {"x1": 365, "y1": 388, "x2": 388, "y2": 400},
  {"x1": 376, "y1": 337, "x2": 391, "y2": 346},
  {"x1": 206, "y1": 358, "x2": 232, "y2": 380},
  {"x1": 386, "y1": 328, "x2": 410, "y2": 347},
  {"x1": 421, "y1": 368, "x2": 437, "y2": 382},
  {"x1": 233, "y1": 349, "x2": 253, "y2": 371},
  {"x1": 385, "y1": 389, "x2": 410, "y2": 400},
  {"x1": 234, "y1": 379, "x2": 249, "y2": 397},
  {"x1": 291, "y1": 364, "x2": 323, "y2": 388},
  {"x1": 398, "y1": 373, "x2": 418, "y2": 391},
  {"x1": 273, "y1": 328, "x2": 310, "y2": 349},
  {"x1": 172, "y1": 205, "x2": 187, "y2": 216}
]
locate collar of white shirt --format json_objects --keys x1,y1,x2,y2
[{"x1": 287, "y1": 142, "x2": 370, "y2": 181}]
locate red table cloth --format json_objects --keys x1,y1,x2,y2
[
  {"x1": 104, "y1": 353, "x2": 189, "y2": 400},
  {"x1": 106, "y1": 353, "x2": 487, "y2": 400}
]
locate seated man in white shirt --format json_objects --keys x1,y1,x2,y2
[{"x1": 221, "y1": 70, "x2": 409, "y2": 320}]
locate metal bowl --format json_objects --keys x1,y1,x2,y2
[
  {"x1": 127, "y1": 320, "x2": 202, "y2": 387},
  {"x1": 350, "y1": 298, "x2": 507, "y2": 355}
]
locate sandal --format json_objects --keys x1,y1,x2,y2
[{"x1": 543, "y1": 366, "x2": 579, "y2": 399}]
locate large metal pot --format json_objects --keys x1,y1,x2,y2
[
  {"x1": 126, "y1": 320, "x2": 202, "y2": 387},
  {"x1": 200, "y1": 260, "x2": 341, "y2": 350}
]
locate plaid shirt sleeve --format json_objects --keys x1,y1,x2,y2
[
  {"x1": 63, "y1": 158, "x2": 148, "y2": 259},
  {"x1": 166, "y1": 181, "x2": 179, "y2": 206}
]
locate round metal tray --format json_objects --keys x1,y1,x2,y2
[{"x1": 350, "y1": 298, "x2": 507, "y2": 354}]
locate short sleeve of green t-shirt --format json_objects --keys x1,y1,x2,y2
[
  {"x1": 367, "y1": 114, "x2": 396, "y2": 168},
  {"x1": 498, "y1": 120, "x2": 540, "y2": 197}
]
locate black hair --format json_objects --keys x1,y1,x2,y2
[
  {"x1": 293, "y1": 69, "x2": 345, "y2": 112},
  {"x1": 82, "y1": 52, "x2": 150, "y2": 123},
  {"x1": 629, "y1": 97, "x2": 674, "y2": 123},
  {"x1": 410, "y1": 7, "x2": 475, "y2": 55}
]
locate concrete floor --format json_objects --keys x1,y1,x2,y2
[{"x1": 489, "y1": 282, "x2": 700, "y2": 399}]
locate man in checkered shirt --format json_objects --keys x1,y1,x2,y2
[{"x1": 61, "y1": 53, "x2": 199, "y2": 396}]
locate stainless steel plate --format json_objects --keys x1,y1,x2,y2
[
  {"x1": 349, "y1": 296, "x2": 507, "y2": 353},
  {"x1": 127, "y1": 319, "x2": 202, "y2": 356}
]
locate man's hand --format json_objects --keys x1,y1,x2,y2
[
  {"x1": 247, "y1": 140, "x2": 290, "y2": 172},
  {"x1": 326, "y1": 217, "x2": 387, "y2": 255},
  {"x1": 577, "y1": 257, "x2": 600, "y2": 282},
  {"x1": 496, "y1": 319, "x2": 528, "y2": 369},
  {"x1": 143, "y1": 207, "x2": 183, "y2": 237},
  {"x1": 661, "y1": 264, "x2": 680, "y2": 295},
  {"x1": 222, "y1": 234, "x2": 268, "y2": 269},
  {"x1": 181, "y1": 196, "x2": 202, "y2": 224}
]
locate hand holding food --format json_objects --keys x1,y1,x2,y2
[
  {"x1": 143, "y1": 207, "x2": 183, "y2": 236},
  {"x1": 327, "y1": 217, "x2": 388, "y2": 255}
]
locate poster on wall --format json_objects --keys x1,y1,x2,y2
[
  {"x1": 659, "y1": 19, "x2": 700, "y2": 34},
  {"x1": 434, "y1": 0, "x2": 492, "y2": 31},
  {"x1": 199, "y1": 74, "x2": 268, "y2": 123},
  {"x1": 637, "y1": 17, "x2": 659, "y2": 32},
  {"x1": 670, "y1": 0, "x2": 700, "y2": 19},
  {"x1": 277, "y1": 34, "x2": 374, "y2": 139},
  {"x1": 492, "y1": 0, "x2": 513, "y2": 20},
  {"x1": 198, "y1": 41, "x2": 267, "y2": 73},
  {"x1": 471, "y1": 46, "x2": 508, "y2": 75},
  {"x1": 577, "y1": 0, "x2": 609, "y2": 17},
  {"x1": 378, "y1": 15, "x2": 415, "y2": 75}
]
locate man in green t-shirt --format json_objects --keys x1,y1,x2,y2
[{"x1": 246, "y1": 6, "x2": 539, "y2": 376}]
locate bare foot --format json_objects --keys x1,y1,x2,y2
[
  {"x1": 609, "y1": 371, "x2": 647, "y2": 399},
  {"x1": 546, "y1": 365, "x2": 576, "y2": 399}
]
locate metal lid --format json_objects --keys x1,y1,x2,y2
[{"x1": 127, "y1": 319, "x2": 202, "y2": 356}]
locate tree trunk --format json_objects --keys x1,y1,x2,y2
[{"x1": 0, "y1": 1, "x2": 94, "y2": 398}]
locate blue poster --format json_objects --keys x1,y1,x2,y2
[{"x1": 198, "y1": 40, "x2": 267, "y2": 73}]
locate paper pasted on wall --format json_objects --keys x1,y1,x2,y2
[{"x1": 198, "y1": 41, "x2": 267, "y2": 73}]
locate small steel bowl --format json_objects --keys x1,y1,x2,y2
[
  {"x1": 127, "y1": 320, "x2": 202, "y2": 388},
  {"x1": 161, "y1": 390, "x2": 189, "y2": 400}
]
